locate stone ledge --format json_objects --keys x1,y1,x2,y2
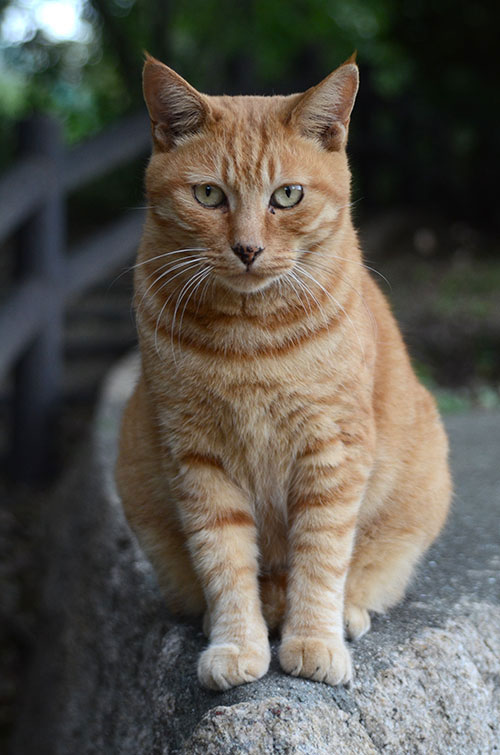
[{"x1": 11, "y1": 352, "x2": 500, "y2": 754}]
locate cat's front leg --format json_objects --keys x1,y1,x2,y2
[
  {"x1": 174, "y1": 453, "x2": 270, "y2": 690},
  {"x1": 280, "y1": 433, "x2": 371, "y2": 686}
]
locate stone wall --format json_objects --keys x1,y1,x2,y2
[{"x1": 11, "y1": 354, "x2": 500, "y2": 754}]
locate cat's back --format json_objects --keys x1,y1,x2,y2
[{"x1": 358, "y1": 271, "x2": 450, "y2": 527}]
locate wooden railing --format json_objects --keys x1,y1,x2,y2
[{"x1": 0, "y1": 112, "x2": 151, "y2": 481}]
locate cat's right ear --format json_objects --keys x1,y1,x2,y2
[{"x1": 143, "y1": 54, "x2": 208, "y2": 150}]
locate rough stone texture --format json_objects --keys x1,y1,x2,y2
[{"x1": 11, "y1": 353, "x2": 500, "y2": 755}]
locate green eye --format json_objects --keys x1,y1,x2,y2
[
  {"x1": 193, "y1": 184, "x2": 226, "y2": 208},
  {"x1": 270, "y1": 184, "x2": 304, "y2": 209}
]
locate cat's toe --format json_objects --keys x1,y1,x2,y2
[
  {"x1": 198, "y1": 641, "x2": 270, "y2": 691},
  {"x1": 344, "y1": 604, "x2": 371, "y2": 640},
  {"x1": 279, "y1": 635, "x2": 352, "y2": 686}
]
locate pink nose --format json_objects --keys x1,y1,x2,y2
[{"x1": 231, "y1": 244, "x2": 264, "y2": 267}]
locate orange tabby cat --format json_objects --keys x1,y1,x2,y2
[{"x1": 116, "y1": 54, "x2": 451, "y2": 690}]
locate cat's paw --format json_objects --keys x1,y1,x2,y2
[
  {"x1": 279, "y1": 635, "x2": 352, "y2": 686},
  {"x1": 344, "y1": 604, "x2": 371, "y2": 640},
  {"x1": 198, "y1": 640, "x2": 271, "y2": 691}
]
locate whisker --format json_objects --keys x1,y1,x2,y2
[
  {"x1": 293, "y1": 272, "x2": 324, "y2": 315},
  {"x1": 197, "y1": 271, "x2": 215, "y2": 313},
  {"x1": 169, "y1": 268, "x2": 210, "y2": 363},
  {"x1": 301, "y1": 258, "x2": 378, "y2": 340},
  {"x1": 281, "y1": 272, "x2": 306, "y2": 317},
  {"x1": 109, "y1": 247, "x2": 208, "y2": 288},
  {"x1": 297, "y1": 249, "x2": 391, "y2": 289},
  {"x1": 152, "y1": 264, "x2": 204, "y2": 359},
  {"x1": 344, "y1": 196, "x2": 364, "y2": 210},
  {"x1": 287, "y1": 270, "x2": 316, "y2": 317},
  {"x1": 178, "y1": 268, "x2": 212, "y2": 349},
  {"x1": 295, "y1": 264, "x2": 366, "y2": 362},
  {"x1": 136, "y1": 257, "x2": 204, "y2": 302},
  {"x1": 145, "y1": 265, "x2": 204, "y2": 317},
  {"x1": 129, "y1": 248, "x2": 208, "y2": 272},
  {"x1": 136, "y1": 257, "x2": 206, "y2": 312}
]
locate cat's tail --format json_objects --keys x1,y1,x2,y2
[{"x1": 259, "y1": 572, "x2": 287, "y2": 632}]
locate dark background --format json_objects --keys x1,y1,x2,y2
[{"x1": 1, "y1": 0, "x2": 499, "y2": 228}]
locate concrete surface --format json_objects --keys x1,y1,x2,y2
[{"x1": 11, "y1": 352, "x2": 500, "y2": 755}]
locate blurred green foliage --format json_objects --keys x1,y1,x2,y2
[{"x1": 1, "y1": 0, "x2": 499, "y2": 226}]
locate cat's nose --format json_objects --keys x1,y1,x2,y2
[{"x1": 231, "y1": 244, "x2": 264, "y2": 268}]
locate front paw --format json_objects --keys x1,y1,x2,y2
[
  {"x1": 198, "y1": 640, "x2": 271, "y2": 691},
  {"x1": 279, "y1": 635, "x2": 352, "y2": 686},
  {"x1": 344, "y1": 603, "x2": 371, "y2": 640}
]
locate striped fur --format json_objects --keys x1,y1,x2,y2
[{"x1": 116, "y1": 56, "x2": 451, "y2": 690}]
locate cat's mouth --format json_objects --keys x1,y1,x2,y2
[{"x1": 219, "y1": 269, "x2": 284, "y2": 294}]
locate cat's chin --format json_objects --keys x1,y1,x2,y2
[{"x1": 218, "y1": 272, "x2": 280, "y2": 294}]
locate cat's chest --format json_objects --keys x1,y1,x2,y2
[
  {"x1": 168, "y1": 355, "x2": 344, "y2": 502},
  {"x1": 223, "y1": 392, "x2": 293, "y2": 500}
]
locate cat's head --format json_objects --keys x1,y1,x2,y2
[{"x1": 143, "y1": 55, "x2": 358, "y2": 294}]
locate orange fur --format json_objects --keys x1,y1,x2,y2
[{"x1": 116, "y1": 56, "x2": 451, "y2": 690}]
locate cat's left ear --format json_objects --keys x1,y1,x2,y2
[{"x1": 288, "y1": 57, "x2": 359, "y2": 151}]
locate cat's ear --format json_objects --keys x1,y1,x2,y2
[
  {"x1": 288, "y1": 57, "x2": 359, "y2": 151},
  {"x1": 143, "y1": 54, "x2": 208, "y2": 150}
]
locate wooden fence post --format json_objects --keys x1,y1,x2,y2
[{"x1": 11, "y1": 116, "x2": 65, "y2": 481}]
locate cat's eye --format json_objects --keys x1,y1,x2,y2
[
  {"x1": 270, "y1": 184, "x2": 304, "y2": 209},
  {"x1": 193, "y1": 184, "x2": 226, "y2": 208}
]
